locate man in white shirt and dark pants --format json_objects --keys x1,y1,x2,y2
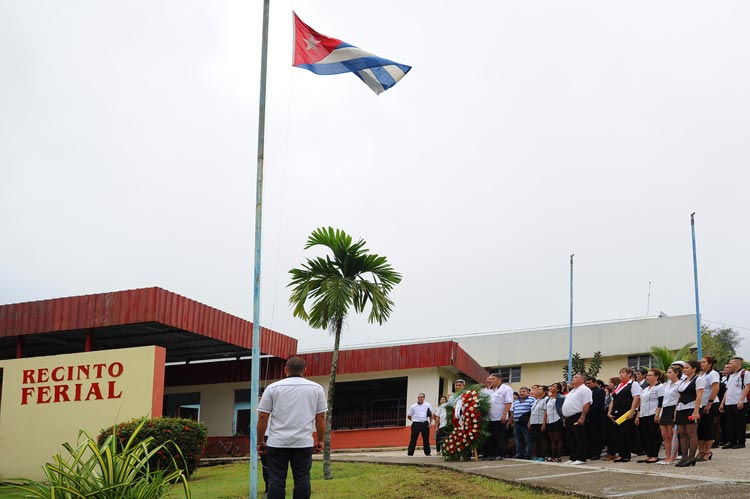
[
  {"x1": 483, "y1": 373, "x2": 514, "y2": 460},
  {"x1": 719, "y1": 356, "x2": 750, "y2": 449},
  {"x1": 257, "y1": 356, "x2": 327, "y2": 499},
  {"x1": 562, "y1": 373, "x2": 593, "y2": 465},
  {"x1": 407, "y1": 393, "x2": 433, "y2": 456}
]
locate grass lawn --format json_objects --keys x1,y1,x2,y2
[{"x1": 1, "y1": 461, "x2": 581, "y2": 499}]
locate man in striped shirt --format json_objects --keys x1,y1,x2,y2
[{"x1": 511, "y1": 387, "x2": 535, "y2": 459}]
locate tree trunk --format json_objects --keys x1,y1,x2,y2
[{"x1": 323, "y1": 317, "x2": 343, "y2": 480}]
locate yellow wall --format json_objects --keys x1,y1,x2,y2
[
  {"x1": 502, "y1": 356, "x2": 631, "y2": 391},
  {"x1": 0, "y1": 346, "x2": 165, "y2": 480}
]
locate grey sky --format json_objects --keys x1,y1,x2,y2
[{"x1": 1, "y1": 1, "x2": 748, "y2": 360}]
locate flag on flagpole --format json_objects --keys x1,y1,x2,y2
[{"x1": 292, "y1": 13, "x2": 411, "y2": 95}]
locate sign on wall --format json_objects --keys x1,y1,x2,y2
[{"x1": 0, "y1": 346, "x2": 165, "y2": 480}]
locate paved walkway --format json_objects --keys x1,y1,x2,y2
[{"x1": 327, "y1": 447, "x2": 750, "y2": 499}]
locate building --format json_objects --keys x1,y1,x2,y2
[{"x1": 0, "y1": 288, "x2": 695, "y2": 478}]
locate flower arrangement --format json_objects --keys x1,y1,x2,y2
[{"x1": 441, "y1": 384, "x2": 490, "y2": 461}]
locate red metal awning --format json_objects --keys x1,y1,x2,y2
[{"x1": 0, "y1": 287, "x2": 297, "y2": 363}]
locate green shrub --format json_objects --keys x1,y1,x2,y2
[
  {"x1": 19, "y1": 419, "x2": 190, "y2": 499},
  {"x1": 98, "y1": 417, "x2": 207, "y2": 477}
]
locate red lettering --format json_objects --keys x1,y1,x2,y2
[
  {"x1": 37, "y1": 368, "x2": 50, "y2": 383},
  {"x1": 77, "y1": 365, "x2": 89, "y2": 380},
  {"x1": 85, "y1": 383, "x2": 103, "y2": 401},
  {"x1": 107, "y1": 381, "x2": 122, "y2": 399},
  {"x1": 108, "y1": 362, "x2": 124, "y2": 378},
  {"x1": 74, "y1": 383, "x2": 83, "y2": 401},
  {"x1": 67, "y1": 365, "x2": 74, "y2": 380},
  {"x1": 21, "y1": 387, "x2": 34, "y2": 404},
  {"x1": 37, "y1": 385, "x2": 52, "y2": 404},
  {"x1": 51, "y1": 366, "x2": 65, "y2": 382},
  {"x1": 92, "y1": 363, "x2": 106, "y2": 378},
  {"x1": 53, "y1": 384, "x2": 71, "y2": 402},
  {"x1": 22, "y1": 370, "x2": 35, "y2": 384}
]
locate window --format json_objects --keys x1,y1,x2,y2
[
  {"x1": 498, "y1": 366, "x2": 522, "y2": 383},
  {"x1": 330, "y1": 377, "x2": 408, "y2": 430},
  {"x1": 628, "y1": 355, "x2": 653, "y2": 369},
  {"x1": 163, "y1": 392, "x2": 200, "y2": 420}
]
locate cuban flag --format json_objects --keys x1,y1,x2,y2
[{"x1": 293, "y1": 13, "x2": 411, "y2": 95}]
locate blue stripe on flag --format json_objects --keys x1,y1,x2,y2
[
  {"x1": 368, "y1": 65, "x2": 397, "y2": 90},
  {"x1": 297, "y1": 56, "x2": 411, "y2": 77}
]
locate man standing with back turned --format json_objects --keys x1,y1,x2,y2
[{"x1": 257, "y1": 356, "x2": 327, "y2": 499}]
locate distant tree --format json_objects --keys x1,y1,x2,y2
[
  {"x1": 701, "y1": 325, "x2": 742, "y2": 368},
  {"x1": 650, "y1": 343, "x2": 695, "y2": 372},
  {"x1": 288, "y1": 227, "x2": 401, "y2": 480},
  {"x1": 561, "y1": 351, "x2": 603, "y2": 381}
]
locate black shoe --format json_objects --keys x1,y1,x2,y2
[
  {"x1": 721, "y1": 444, "x2": 734, "y2": 449},
  {"x1": 730, "y1": 444, "x2": 744, "y2": 449},
  {"x1": 675, "y1": 459, "x2": 696, "y2": 467},
  {"x1": 589, "y1": 456, "x2": 601, "y2": 461}
]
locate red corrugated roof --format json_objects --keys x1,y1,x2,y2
[
  {"x1": 0, "y1": 287, "x2": 297, "y2": 360},
  {"x1": 300, "y1": 341, "x2": 489, "y2": 383}
]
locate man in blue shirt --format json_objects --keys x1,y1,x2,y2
[{"x1": 511, "y1": 387, "x2": 535, "y2": 459}]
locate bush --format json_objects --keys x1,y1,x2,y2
[
  {"x1": 98, "y1": 417, "x2": 207, "y2": 477},
  {"x1": 20, "y1": 419, "x2": 191, "y2": 499}
]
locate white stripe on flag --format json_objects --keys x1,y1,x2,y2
[
  {"x1": 356, "y1": 68, "x2": 385, "y2": 95},
  {"x1": 383, "y1": 65, "x2": 406, "y2": 83},
  {"x1": 318, "y1": 46, "x2": 378, "y2": 65}
]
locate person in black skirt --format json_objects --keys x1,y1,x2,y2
[
  {"x1": 657, "y1": 365, "x2": 681, "y2": 464},
  {"x1": 674, "y1": 360, "x2": 705, "y2": 467},
  {"x1": 697, "y1": 356, "x2": 720, "y2": 461}
]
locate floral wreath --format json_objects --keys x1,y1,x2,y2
[{"x1": 441, "y1": 385, "x2": 490, "y2": 461}]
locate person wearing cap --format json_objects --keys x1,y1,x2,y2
[{"x1": 672, "y1": 361, "x2": 688, "y2": 379}]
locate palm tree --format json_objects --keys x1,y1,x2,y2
[
  {"x1": 288, "y1": 227, "x2": 402, "y2": 479},
  {"x1": 650, "y1": 342, "x2": 695, "y2": 371}
]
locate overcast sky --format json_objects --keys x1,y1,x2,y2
[{"x1": 2, "y1": 1, "x2": 748, "y2": 360}]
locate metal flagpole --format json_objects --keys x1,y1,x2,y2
[
  {"x1": 690, "y1": 213, "x2": 702, "y2": 359},
  {"x1": 250, "y1": 0, "x2": 271, "y2": 497},
  {"x1": 568, "y1": 254, "x2": 574, "y2": 383}
]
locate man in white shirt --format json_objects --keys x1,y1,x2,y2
[
  {"x1": 407, "y1": 393, "x2": 433, "y2": 456},
  {"x1": 482, "y1": 373, "x2": 513, "y2": 460},
  {"x1": 257, "y1": 356, "x2": 327, "y2": 499},
  {"x1": 562, "y1": 373, "x2": 593, "y2": 465},
  {"x1": 719, "y1": 356, "x2": 750, "y2": 449}
]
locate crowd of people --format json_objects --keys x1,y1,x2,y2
[{"x1": 413, "y1": 355, "x2": 749, "y2": 467}]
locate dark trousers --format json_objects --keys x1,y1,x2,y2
[
  {"x1": 514, "y1": 423, "x2": 532, "y2": 458},
  {"x1": 638, "y1": 415, "x2": 661, "y2": 458},
  {"x1": 564, "y1": 413, "x2": 588, "y2": 461},
  {"x1": 586, "y1": 419, "x2": 604, "y2": 458},
  {"x1": 725, "y1": 405, "x2": 746, "y2": 446},
  {"x1": 408, "y1": 421, "x2": 431, "y2": 455},
  {"x1": 617, "y1": 417, "x2": 635, "y2": 457},
  {"x1": 266, "y1": 446, "x2": 313, "y2": 499},
  {"x1": 486, "y1": 420, "x2": 507, "y2": 458},
  {"x1": 530, "y1": 424, "x2": 547, "y2": 458}
]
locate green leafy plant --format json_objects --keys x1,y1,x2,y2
[
  {"x1": 18, "y1": 419, "x2": 190, "y2": 499},
  {"x1": 561, "y1": 351, "x2": 602, "y2": 381},
  {"x1": 97, "y1": 417, "x2": 207, "y2": 477},
  {"x1": 650, "y1": 343, "x2": 695, "y2": 371}
]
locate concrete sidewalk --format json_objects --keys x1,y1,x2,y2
[{"x1": 327, "y1": 447, "x2": 750, "y2": 499}]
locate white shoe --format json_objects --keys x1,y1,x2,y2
[
  {"x1": 571, "y1": 460, "x2": 585, "y2": 465},
  {"x1": 564, "y1": 460, "x2": 575, "y2": 464},
  {"x1": 656, "y1": 461, "x2": 669, "y2": 465}
]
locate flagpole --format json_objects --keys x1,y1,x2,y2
[
  {"x1": 250, "y1": 0, "x2": 271, "y2": 497},
  {"x1": 690, "y1": 213, "x2": 702, "y2": 359},
  {"x1": 568, "y1": 254, "x2": 574, "y2": 383}
]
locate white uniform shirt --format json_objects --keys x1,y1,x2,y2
[
  {"x1": 545, "y1": 395, "x2": 563, "y2": 423},
  {"x1": 483, "y1": 384, "x2": 514, "y2": 421},
  {"x1": 258, "y1": 375, "x2": 327, "y2": 448},
  {"x1": 676, "y1": 376, "x2": 705, "y2": 411},
  {"x1": 662, "y1": 380, "x2": 680, "y2": 408},
  {"x1": 561, "y1": 385, "x2": 593, "y2": 417},
  {"x1": 434, "y1": 404, "x2": 448, "y2": 428},
  {"x1": 407, "y1": 401, "x2": 433, "y2": 423},
  {"x1": 698, "y1": 370, "x2": 720, "y2": 407},
  {"x1": 529, "y1": 396, "x2": 548, "y2": 425},
  {"x1": 725, "y1": 370, "x2": 750, "y2": 405},
  {"x1": 639, "y1": 384, "x2": 664, "y2": 417}
]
